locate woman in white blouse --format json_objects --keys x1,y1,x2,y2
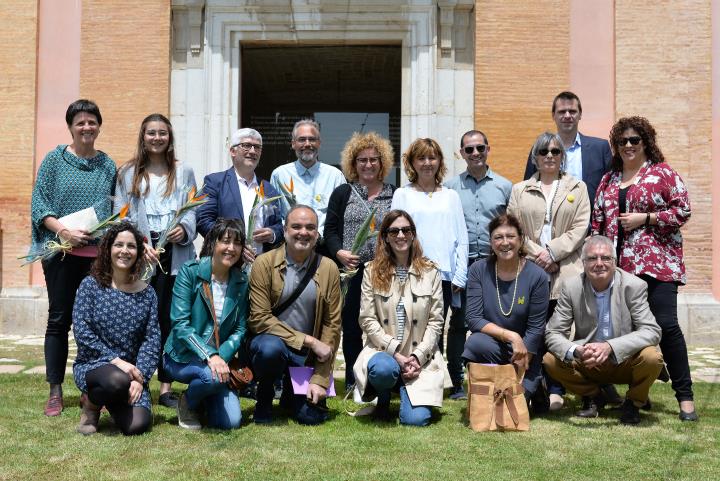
[
  {"x1": 115, "y1": 113, "x2": 198, "y2": 409},
  {"x1": 391, "y1": 138, "x2": 469, "y2": 324}
]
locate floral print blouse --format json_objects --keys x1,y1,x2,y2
[
  {"x1": 591, "y1": 161, "x2": 690, "y2": 284},
  {"x1": 72, "y1": 276, "x2": 160, "y2": 409}
]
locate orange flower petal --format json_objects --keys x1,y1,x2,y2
[
  {"x1": 188, "y1": 186, "x2": 197, "y2": 202},
  {"x1": 119, "y1": 203, "x2": 130, "y2": 219},
  {"x1": 289, "y1": 177, "x2": 294, "y2": 193},
  {"x1": 259, "y1": 182, "x2": 265, "y2": 199},
  {"x1": 369, "y1": 216, "x2": 376, "y2": 232},
  {"x1": 194, "y1": 194, "x2": 208, "y2": 201}
]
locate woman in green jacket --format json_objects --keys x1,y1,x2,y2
[{"x1": 163, "y1": 218, "x2": 249, "y2": 430}]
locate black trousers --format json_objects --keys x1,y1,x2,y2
[
  {"x1": 149, "y1": 242, "x2": 175, "y2": 384},
  {"x1": 42, "y1": 253, "x2": 94, "y2": 384},
  {"x1": 341, "y1": 263, "x2": 365, "y2": 388},
  {"x1": 640, "y1": 275, "x2": 694, "y2": 402},
  {"x1": 86, "y1": 364, "x2": 152, "y2": 436}
]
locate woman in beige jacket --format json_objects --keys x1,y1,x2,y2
[
  {"x1": 353, "y1": 209, "x2": 451, "y2": 425},
  {"x1": 508, "y1": 132, "x2": 590, "y2": 301},
  {"x1": 508, "y1": 131, "x2": 590, "y2": 411}
]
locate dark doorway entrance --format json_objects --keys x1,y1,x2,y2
[{"x1": 240, "y1": 44, "x2": 401, "y2": 183}]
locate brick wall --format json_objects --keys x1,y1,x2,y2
[
  {"x1": 615, "y1": 0, "x2": 711, "y2": 293},
  {"x1": 80, "y1": 0, "x2": 172, "y2": 167},
  {"x1": 474, "y1": 0, "x2": 570, "y2": 183},
  {"x1": 0, "y1": 1, "x2": 37, "y2": 288}
]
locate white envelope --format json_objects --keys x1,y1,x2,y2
[{"x1": 58, "y1": 207, "x2": 99, "y2": 231}]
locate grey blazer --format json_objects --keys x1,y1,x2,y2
[
  {"x1": 545, "y1": 268, "x2": 661, "y2": 363},
  {"x1": 114, "y1": 163, "x2": 197, "y2": 276}
]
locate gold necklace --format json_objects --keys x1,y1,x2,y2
[
  {"x1": 416, "y1": 183, "x2": 436, "y2": 198},
  {"x1": 495, "y1": 259, "x2": 521, "y2": 317}
]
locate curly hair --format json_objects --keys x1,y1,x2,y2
[
  {"x1": 401, "y1": 138, "x2": 448, "y2": 185},
  {"x1": 91, "y1": 222, "x2": 146, "y2": 288},
  {"x1": 340, "y1": 131, "x2": 394, "y2": 182},
  {"x1": 488, "y1": 214, "x2": 527, "y2": 259},
  {"x1": 120, "y1": 113, "x2": 178, "y2": 198},
  {"x1": 370, "y1": 210, "x2": 435, "y2": 293},
  {"x1": 199, "y1": 218, "x2": 246, "y2": 270},
  {"x1": 609, "y1": 116, "x2": 665, "y2": 171}
]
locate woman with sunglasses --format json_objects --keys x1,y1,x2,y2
[
  {"x1": 353, "y1": 210, "x2": 450, "y2": 425},
  {"x1": 592, "y1": 116, "x2": 697, "y2": 421},
  {"x1": 324, "y1": 132, "x2": 396, "y2": 390},
  {"x1": 30, "y1": 99, "x2": 116, "y2": 416},
  {"x1": 462, "y1": 214, "x2": 549, "y2": 401},
  {"x1": 115, "y1": 113, "x2": 197, "y2": 409},
  {"x1": 391, "y1": 138, "x2": 468, "y2": 359},
  {"x1": 73, "y1": 223, "x2": 159, "y2": 435},
  {"x1": 507, "y1": 132, "x2": 590, "y2": 411}
]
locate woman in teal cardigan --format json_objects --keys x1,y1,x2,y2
[{"x1": 164, "y1": 218, "x2": 249, "y2": 430}]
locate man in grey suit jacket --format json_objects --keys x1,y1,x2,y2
[
  {"x1": 544, "y1": 236, "x2": 663, "y2": 425},
  {"x1": 523, "y1": 91, "x2": 612, "y2": 204}
]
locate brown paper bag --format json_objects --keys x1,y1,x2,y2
[{"x1": 467, "y1": 363, "x2": 529, "y2": 432}]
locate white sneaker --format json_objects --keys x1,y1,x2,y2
[
  {"x1": 177, "y1": 392, "x2": 202, "y2": 430},
  {"x1": 549, "y1": 393, "x2": 565, "y2": 411}
]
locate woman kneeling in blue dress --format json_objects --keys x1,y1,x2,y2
[
  {"x1": 73, "y1": 223, "x2": 160, "y2": 436},
  {"x1": 164, "y1": 218, "x2": 249, "y2": 430}
]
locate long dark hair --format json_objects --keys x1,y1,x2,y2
[
  {"x1": 91, "y1": 222, "x2": 146, "y2": 288},
  {"x1": 370, "y1": 209, "x2": 434, "y2": 292},
  {"x1": 199, "y1": 218, "x2": 246, "y2": 270},
  {"x1": 121, "y1": 113, "x2": 178, "y2": 198}
]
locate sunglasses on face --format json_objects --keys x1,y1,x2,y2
[
  {"x1": 617, "y1": 136, "x2": 642, "y2": 146},
  {"x1": 385, "y1": 226, "x2": 414, "y2": 237},
  {"x1": 463, "y1": 144, "x2": 487, "y2": 155},
  {"x1": 537, "y1": 148, "x2": 563, "y2": 157}
]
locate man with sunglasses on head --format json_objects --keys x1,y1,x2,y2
[
  {"x1": 270, "y1": 118, "x2": 346, "y2": 234},
  {"x1": 523, "y1": 91, "x2": 612, "y2": 203},
  {"x1": 444, "y1": 130, "x2": 512, "y2": 400},
  {"x1": 197, "y1": 128, "x2": 284, "y2": 263}
]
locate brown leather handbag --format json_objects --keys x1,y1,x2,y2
[
  {"x1": 203, "y1": 282, "x2": 253, "y2": 392},
  {"x1": 467, "y1": 362, "x2": 529, "y2": 432}
]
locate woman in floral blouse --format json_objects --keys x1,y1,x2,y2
[
  {"x1": 591, "y1": 116, "x2": 697, "y2": 421},
  {"x1": 72, "y1": 223, "x2": 160, "y2": 435}
]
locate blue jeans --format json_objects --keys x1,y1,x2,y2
[
  {"x1": 163, "y1": 354, "x2": 241, "y2": 430},
  {"x1": 367, "y1": 352, "x2": 432, "y2": 427},
  {"x1": 249, "y1": 334, "x2": 328, "y2": 425}
]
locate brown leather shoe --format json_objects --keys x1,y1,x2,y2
[
  {"x1": 44, "y1": 395, "x2": 63, "y2": 417},
  {"x1": 77, "y1": 393, "x2": 101, "y2": 435}
]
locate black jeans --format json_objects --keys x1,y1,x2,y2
[
  {"x1": 640, "y1": 275, "x2": 694, "y2": 402},
  {"x1": 42, "y1": 253, "x2": 94, "y2": 384},
  {"x1": 341, "y1": 263, "x2": 364, "y2": 388},
  {"x1": 149, "y1": 241, "x2": 175, "y2": 384},
  {"x1": 86, "y1": 364, "x2": 152, "y2": 435}
]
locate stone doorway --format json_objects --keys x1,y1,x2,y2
[{"x1": 240, "y1": 44, "x2": 401, "y2": 183}]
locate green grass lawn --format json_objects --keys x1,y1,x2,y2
[{"x1": 0, "y1": 376, "x2": 717, "y2": 481}]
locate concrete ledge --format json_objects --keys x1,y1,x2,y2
[
  {"x1": 0, "y1": 287, "x2": 48, "y2": 336},
  {"x1": 678, "y1": 293, "x2": 720, "y2": 346}
]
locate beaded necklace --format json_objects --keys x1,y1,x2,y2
[{"x1": 495, "y1": 259, "x2": 521, "y2": 317}]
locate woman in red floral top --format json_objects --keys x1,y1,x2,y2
[{"x1": 591, "y1": 116, "x2": 697, "y2": 421}]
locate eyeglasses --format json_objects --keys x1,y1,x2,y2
[
  {"x1": 385, "y1": 226, "x2": 414, "y2": 237},
  {"x1": 356, "y1": 156, "x2": 380, "y2": 165},
  {"x1": 294, "y1": 136, "x2": 319, "y2": 144},
  {"x1": 617, "y1": 136, "x2": 642, "y2": 147},
  {"x1": 235, "y1": 142, "x2": 262, "y2": 151},
  {"x1": 583, "y1": 255, "x2": 615, "y2": 264},
  {"x1": 463, "y1": 144, "x2": 487, "y2": 155},
  {"x1": 537, "y1": 148, "x2": 563, "y2": 157}
]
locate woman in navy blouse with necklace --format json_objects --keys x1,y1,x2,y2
[
  {"x1": 462, "y1": 214, "x2": 549, "y2": 400},
  {"x1": 72, "y1": 223, "x2": 160, "y2": 436}
]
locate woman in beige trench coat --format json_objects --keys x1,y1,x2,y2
[
  {"x1": 507, "y1": 131, "x2": 591, "y2": 412},
  {"x1": 353, "y1": 209, "x2": 451, "y2": 425}
]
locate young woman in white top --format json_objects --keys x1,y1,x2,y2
[{"x1": 115, "y1": 114, "x2": 198, "y2": 408}]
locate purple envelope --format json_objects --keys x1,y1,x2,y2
[{"x1": 288, "y1": 366, "x2": 336, "y2": 397}]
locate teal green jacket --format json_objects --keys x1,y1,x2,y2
[{"x1": 164, "y1": 257, "x2": 249, "y2": 363}]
